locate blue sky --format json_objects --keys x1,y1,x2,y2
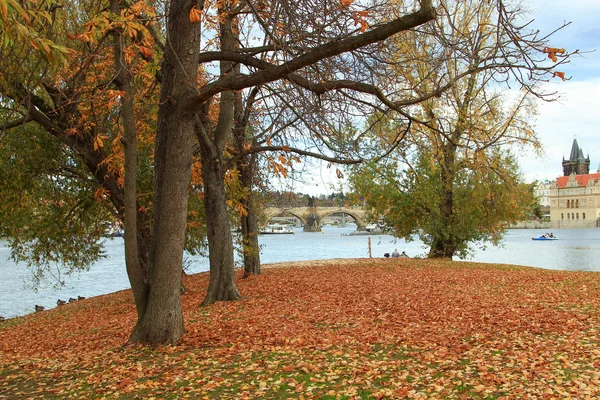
[
  {"x1": 523, "y1": 0, "x2": 600, "y2": 181},
  {"x1": 292, "y1": 1, "x2": 600, "y2": 195}
]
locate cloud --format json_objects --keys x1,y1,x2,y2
[
  {"x1": 516, "y1": 0, "x2": 600, "y2": 182},
  {"x1": 521, "y1": 77, "x2": 600, "y2": 182}
]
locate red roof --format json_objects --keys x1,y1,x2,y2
[{"x1": 555, "y1": 173, "x2": 600, "y2": 188}]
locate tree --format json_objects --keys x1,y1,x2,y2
[
  {"x1": 0, "y1": 0, "x2": 160, "y2": 321},
  {"x1": 127, "y1": 0, "x2": 438, "y2": 343},
  {"x1": 0, "y1": 123, "x2": 110, "y2": 284},
  {"x1": 352, "y1": 148, "x2": 536, "y2": 259},
  {"x1": 349, "y1": 0, "x2": 567, "y2": 259}
]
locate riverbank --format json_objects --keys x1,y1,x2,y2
[
  {"x1": 4, "y1": 228, "x2": 600, "y2": 319},
  {"x1": 2, "y1": 258, "x2": 600, "y2": 398}
]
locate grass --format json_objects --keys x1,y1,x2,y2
[{"x1": 2, "y1": 258, "x2": 600, "y2": 398}]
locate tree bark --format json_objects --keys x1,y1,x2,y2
[
  {"x1": 201, "y1": 151, "x2": 242, "y2": 304},
  {"x1": 109, "y1": 0, "x2": 149, "y2": 321},
  {"x1": 240, "y1": 159, "x2": 261, "y2": 276},
  {"x1": 129, "y1": 0, "x2": 200, "y2": 344},
  {"x1": 196, "y1": 9, "x2": 242, "y2": 305},
  {"x1": 232, "y1": 87, "x2": 262, "y2": 276}
]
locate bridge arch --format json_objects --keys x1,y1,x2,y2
[
  {"x1": 264, "y1": 206, "x2": 370, "y2": 232},
  {"x1": 264, "y1": 209, "x2": 307, "y2": 228},
  {"x1": 319, "y1": 210, "x2": 367, "y2": 231}
]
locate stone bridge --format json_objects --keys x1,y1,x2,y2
[{"x1": 264, "y1": 206, "x2": 370, "y2": 232}]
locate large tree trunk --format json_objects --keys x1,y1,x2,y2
[
  {"x1": 428, "y1": 237, "x2": 456, "y2": 259},
  {"x1": 129, "y1": 114, "x2": 193, "y2": 344},
  {"x1": 201, "y1": 152, "x2": 242, "y2": 305},
  {"x1": 129, "y1": 0, "x2": 200, "y2": 344}
]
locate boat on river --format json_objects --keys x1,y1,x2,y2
[
  {"x1": 260, "y1": 224, "x2": 294, "y2": 235},
  {"x1": 532, "y1": 235, "x2": 558, "y2": 241}
]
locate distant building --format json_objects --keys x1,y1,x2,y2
[
  {"x1": 549, "y1": 139, "x2": 600, "y2": 228},
  {"x1": 534, "y1": 180, "x2": 552, "y2": 208},
  {"x1": 562, "y1": 139, "x2": 590, "y2": 176}
]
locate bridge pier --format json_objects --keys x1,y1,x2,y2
[{"x1": 303, "y1": 214, "x2": 321, "y2": 232}]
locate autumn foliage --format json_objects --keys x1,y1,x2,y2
[{"x1": 2, "y1": 260, "x2": 600, "y2": 398}]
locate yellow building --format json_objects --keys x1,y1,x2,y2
[{"x1": 548, "y1": 140, "x2": 600, "y2": 228}]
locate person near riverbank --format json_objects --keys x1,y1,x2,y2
[
  {"x1": 400, "y1": 251, "x2": 409, "y2": 258},
  {"x1": 391, "y1": 249, "x2": 400, "y2": 258}
]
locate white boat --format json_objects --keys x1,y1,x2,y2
[{"x1": 260, "y1": 224, "x2": 294, "y2": 235}]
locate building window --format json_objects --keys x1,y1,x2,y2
[
  {"x1": 567, "y1": 213, "x2": 570, "y2": 220},
  {"x1": 576, "y1": 199, "x2": 579, "y2": 208},
  {"x1": 572, "y1": 213, "x2": 575, "y2": 220},
  {"x1": 583, "y1": 213, "x2": 586, "y2": 220},
  {"x1": 577, "y1": 213, "x2": 579, "y2": 220},
  {"x1": 566, "y1": 200, "x2": 570, "y2": 208},
  {"x1": 561, "y1": 213, "x2": 564, "y2": 220}
]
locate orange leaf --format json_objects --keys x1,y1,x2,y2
[
  {"x1": 93, "y1": 187, "x2": 109, "y2": 202},
  {"x1": 552, "y1": 71, "x2": 566, "y2": 81},
  {"x1": 138, "y1": 45, "x2": 154, "y2": 58},
  {"x1": 339, "y1": 0, "x2": 353, "y2": 6},
  {"x1": 543, "y1": 47, "x2": 566, "y2": 63},
  {"x1": 189, "y1": 6, "x2": 202, "y2": 23},
  {"x1": 118, "y1": 378, "x2": 134, "y2": 389},
  {"x1": 359, "y1": 18, "x2": 369, "y2": 32}
]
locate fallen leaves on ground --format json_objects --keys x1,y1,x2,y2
[{"x1": 2, "y1": 259, "x2": 600, "y2": 399}]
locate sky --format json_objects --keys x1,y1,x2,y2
[
  {"x1": 522, "y1": 0, "x2": 600, "y2": 182},
  {"x1": 289, "y1": 0, "x2": 600, "y2": 195}
]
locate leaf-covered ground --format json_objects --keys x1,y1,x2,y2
[{"x1": 2, "y1": 259, "x2": 600, "y2": 399}]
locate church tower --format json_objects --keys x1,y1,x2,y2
[{"x1": 562, "y1": 139, "x2": 590, "y2": 176}]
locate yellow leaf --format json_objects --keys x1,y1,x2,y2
[
  {"x1": 93, "y1": 135, "x2": 104, "y2": 151},
  {"x1": 0, "y1": 2, "x2": 6, "y2": 20}
]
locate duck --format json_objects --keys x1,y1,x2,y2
[
  {"x1": 35, "y1": 305, "x2": 45, "y2": 312},
  {"x1": 0, "y1": 316, "x2": 5, "y2": 322},
  {"x1": 57, "y1": 299, "x2": 67, "y2": 306},
  {"x1": 69, "y1": 297, "x2": 77, "y2": 303},
  {"x1": 78, "y1": 295, "x2": 86, "y2": 300}
]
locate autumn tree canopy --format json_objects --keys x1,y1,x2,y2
[{"x1": 349, "y1": 0, "x2": 569, "y2": 259}]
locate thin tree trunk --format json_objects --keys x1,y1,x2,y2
[
  {"x1": 109, "y1": 0, "x2": 149, "y2": 321},
  {"x1": 198, "y1": 10, "x2": 242, "y2": 305},
  {"x1": 201, "y1": 152, "x2": 242, "y2": 305},
  {"x1": 241, "y1": 160, "x2": 261, "y2": 276},
  {"x1": 232, "y1": 85, "x2": 262, "y2": 276}
]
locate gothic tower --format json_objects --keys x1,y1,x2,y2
[{"x1": 562, "y1": 139, "x2": 590, "y2": 176}]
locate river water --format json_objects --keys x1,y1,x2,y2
[{"x1": 2, "y1": 225, "x2": 600, "y2": 318}]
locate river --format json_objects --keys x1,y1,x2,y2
[{"x1": 2, "y1": 225, "x2": 600, "y2": 318}]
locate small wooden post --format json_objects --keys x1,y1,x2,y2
[{"x1": 368, "y1": 237, "x2": 372, "y2": 258}]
